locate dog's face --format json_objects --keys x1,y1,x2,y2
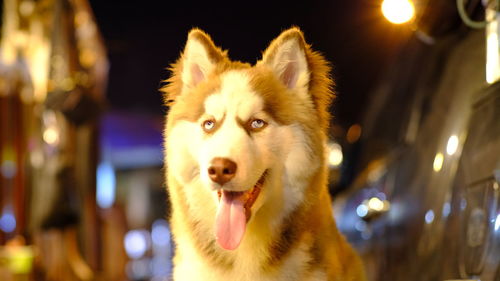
[{"x1": 164, "y1": 28, "x2": 330, "y2": 251}]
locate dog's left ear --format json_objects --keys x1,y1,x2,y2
[{"x1": 261, "y1": 28, "x2": 309, "y2": 91}]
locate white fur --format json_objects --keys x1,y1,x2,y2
[
  {"x1": 261, "y1": 37, "x2": 310, "y2": 101},
  {"x1": 168, "y1": 34, "x2": 324, "y2": 279},
  {"x1": 181, "y1": 37, "x2": 216, "y2": 93},
  {"x1": 200, "y1": 71, "x2": 268, "y2": 192},
  {"x1": 282, "y1": 124, "x2": 317, "y2": 216},
  {"x1": 168, "y1": 69, "x2": 321, "y2": 281},
  {"x1": 166, "y1": 29, "x2": 365, "y2": 281},
  {"x1": 173, "y1": 231, "x2": 326, "y2": 281}
]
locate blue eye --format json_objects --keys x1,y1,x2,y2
[
  {"x1": 250, "y1": 119, "x2": 266, "y2": 130},
  {"x1": 203, "y1": 120, "x2": 215, "y2": 131}
]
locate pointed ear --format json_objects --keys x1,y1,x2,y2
[
  {"x1": 181, "y1": 29, "x2": 224, "y2": 89},
  {"x1": 261, "y1": 28, "x2": 309, "y2": 90}
]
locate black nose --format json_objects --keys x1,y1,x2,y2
[{"x1": 208, "y1": 157, "x2": 237, "y2": 185}]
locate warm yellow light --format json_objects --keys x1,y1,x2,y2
[
  {"x1": 43, "y1": 127, "x2": 59, "y2": 145},
  {"x1": 486, "y1": 12, "x2": 500, "y2": 84},
  {"x1": 368, "y1": 197, "x2": 384, "y2": 211},
  {"x1": 381, "y1": 0, "x2": 415, "y2": 24},
  {"x1": 433, "y1": 152, "x2": 444, "y2": 172},
  {"x1": 19, "y1": 1, "x2": 35, "y2": 17},
  {"x1": 446, "y1": 135, "x2": 459, "y2": 155},
  {"x1": 328, "y1": 143, "x2": 343, "y2": 167}
]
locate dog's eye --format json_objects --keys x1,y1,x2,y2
[
  {"x1": 203, "y1": 120, "x2": 215, "y2": 132},
  {"x1": 250, "y1": 119, "x2": 267, "y2": 130}
]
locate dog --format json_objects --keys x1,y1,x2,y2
[{"x1": 162, "y1": 27, "x2": 366, "y2": 281}]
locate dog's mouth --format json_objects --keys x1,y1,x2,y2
[{"x1": 214, "y1": 171, "x2": 267, "y2": 251}]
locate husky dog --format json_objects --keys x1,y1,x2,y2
[{"x1": 162, "y1": 27, "x2": 366, "y2": 281}]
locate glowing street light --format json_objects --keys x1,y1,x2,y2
[{"x1": 381, "y1": 0, "x2": 415, "y2": 24}]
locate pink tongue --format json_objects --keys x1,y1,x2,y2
[{"x1": 215, "y1": 191, "x2": 247, "y2": 250}]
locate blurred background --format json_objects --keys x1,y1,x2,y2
[{"x1": 0, "y1": 0, "x2": 499, "y2": 280}]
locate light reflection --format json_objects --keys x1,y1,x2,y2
[
  {"x1": 446, "y1": 135, "x2": 459, "y2": 155},
  {"x1": 368, "y1": 197, "x2": 384, "y2": 211},
  {"x1": 433, "y1": 152, "x2": 444, "y2": 172},
  {"x1": 356, "y1": 204, "x2": 369, "y2": 218},
  {"x1": 381, "y1": 0, "x2": 415, "y2": 24},
  {"x1": 328, "y1": 143, "x2": 343, "y2": 167},
  {"x1": 0, "y1": 207, "x2": 16, "y2": 233},
  {"x1": 486, "y1": 9, "x2": 500, "y2": 84},
  {"x1": 356, "y1": 197, "x2": 391, "y2": 219},
  {"x1": 495, "y1": 213, "x2": 500, "y2": 232},
  {"x1": 124, "y1": 230, "x2": 150, "y2": 259},
  {"x1": 442, "y1": 202, "x2": 451, "y2": 218},
  {"x1": 151, "y1": 219, "x2": 172, "y2": 278},
  {"x1": 425, "y1": 209, "x2": 435, "y2": 224},
  {"x1": 151, "y1": 219, "x2": 170, "y2": 247},
  {"x1": 42, "y1": 127, "x2": 59, "y2": 145},
  {"x1": 96, "y1": 162, "x2": 116, "y2": 209},
  {"x1": 346, "y1": 124, "x2": 362, "y2": 143}
]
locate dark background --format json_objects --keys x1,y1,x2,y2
[{"x1": 88, "y1": 0, "x2": 411, "y2": 129}]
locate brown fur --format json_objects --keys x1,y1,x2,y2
[{"x1": 162, "y1": 27, "x2": 366, "y2": 281}]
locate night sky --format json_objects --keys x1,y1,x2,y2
[{"x1": 88, "y1": 0, "x2": 410, "y2": 129}]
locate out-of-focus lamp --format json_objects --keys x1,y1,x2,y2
[
  {"x1": 433, "y1": 152, "x2": 444, "y2": 172},
  {"x1": 328, "y1": 143, "x2": 343, "y2": 167},
  {"x1": 381, "y1": 0, "x2": 415, "y2": 24},
  {"x1": 42, "y1": 126, "x2": 59, "y2": 146},
  {"x1": 446, "y1": 135, "x2": 459, "y2": 155},
  {"x1": 425, "y1": 209, "x2": 435, "y2": 224},
  {"x1": 96, "y1": 162, "x2": 116, "y2": 209}
]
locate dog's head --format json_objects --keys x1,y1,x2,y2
[{"x1": 164, "y1": 28, "x2": 333, "y2": 251}]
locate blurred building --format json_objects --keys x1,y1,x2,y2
[{"x1": 0, "y1": 0, "x2": 108, "y2": 280}]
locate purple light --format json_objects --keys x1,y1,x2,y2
[{"x1": 0, "y1": 209, "x2": 16, "y2": 233}]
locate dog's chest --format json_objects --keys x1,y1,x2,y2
[{"x1": 172, "y1": 237, "x2": 326, "y2": 281}]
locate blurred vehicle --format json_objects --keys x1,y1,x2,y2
[{"x1": 335, "y1": 1, "x2": 500, "y2": 280}]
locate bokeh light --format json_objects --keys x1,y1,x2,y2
[
  {"x1": 382, "y1": 0, "x2": 415, "y2": 24},
  {"x1": 124, "y1": 230, "x2": 150, "y2": 259},
  {"x1": 42, "y1": 127, "x2": 59, "y2": 145},
  {"x1": 368, "y1": 197, "x2": 384, "y2": 211},
  {"x1": 446, "y1": 135, "x2": 459, "y2": 155},
  {"x1": 328, "y1": 143, "x2": 343, "y2": 167},
  {"x1": 346, "y1": 124, "x2": 362, "y2": 143},
  {"x1": 433, "y1": 152, "x2": 444, "y2": 172},
  {"x1": 425, "y1": 209, "x2": 435, "y2": 224},
  {"x1": 356, "y1": 204, "x2": 368, "y2": 218},
  {"x1": 151, "y1": 219, "x2": 171, "y2": 248},
  {"x1": 0, "y1": 208, "x2": 16, "y2": 233},
  {"x1": 96, "y1": 162, "x2": 116, "y2": 209}
]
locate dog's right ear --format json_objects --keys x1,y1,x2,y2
[
  {"x1": 181, "y1": 29, "x2": 224, "y2": 89},
  {"x1": 163, "y1": 29, "x2": 225, "y2": 105}
]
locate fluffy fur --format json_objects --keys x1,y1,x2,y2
[{"x1": 162, "y1": 27, "x2": 366, "y2": 281}]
